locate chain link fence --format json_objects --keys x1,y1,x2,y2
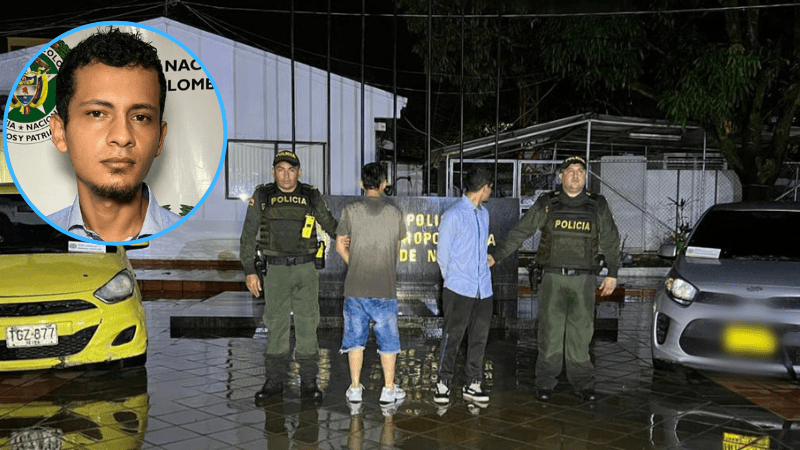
[
  {"x1": 447, "y1": 155, "x2": 758, "y2": 254},
  {"x1": 776, "y1": 162, "x2": 800, "y2": 202},
  {"x1": 444, "y1": 156, "x2": 798, "y2": 254},
  {"x1": 595, "y1": 156, "x2": 739, "y2": 254}
]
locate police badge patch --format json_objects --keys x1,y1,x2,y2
[{"x1": 6, "y1": 40, "x2": 70, "y2": 145}]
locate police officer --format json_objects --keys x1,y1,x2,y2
[
  {"x1": 239, "y1": 150, "x2": 337, "y2": 403},
  {"x1": 488, "y1": 156, "x2": 620, "y2": 402}
]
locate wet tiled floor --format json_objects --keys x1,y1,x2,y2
[{"x1": 1, "y1": 276, "x2": 799, "y2": 449}]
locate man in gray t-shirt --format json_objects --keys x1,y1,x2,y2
[{"x1": 335, "y1": 163, "x2": 406, "y2": 408}]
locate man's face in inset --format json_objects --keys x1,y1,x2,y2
[
  {"x1": 273, "y1": 161, "x2": 300, "y2": 192},
  {"x1": 50, "y1": 61, "x2": 167, "y2": 202}
]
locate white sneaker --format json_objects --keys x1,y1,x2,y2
[
  {"x1": 380, "y1": 396, "x2": 405, "y2": 416},
  {"x1": 433, "y1": 380, "x2": 450, "y2": 404},
  {"x1": 346, "y1": 384, "x2": 364, "y2": 403},
  {"x1": 347, "y1": 399, "x2": 362, "y2": 415},
  {"x1": 379, "y1": 385, "x2": 406, "y2": 404},
  {"x1": 462, "y1": 381, "x2": 489, "y2": 403}
]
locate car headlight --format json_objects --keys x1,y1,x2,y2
[
  {"x1": 94, "y1": 270, "x2": 135, "y2": 303},
  {"x1": 665, "y1": 276, "x2": 697, "y2": 305}
]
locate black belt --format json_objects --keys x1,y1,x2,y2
[
  {"x1": 265, "y1": 254, "x2": 315, "y2": 266},
  {"x1": 543, "y1": 267, "x2": 595, "y2": 276}
]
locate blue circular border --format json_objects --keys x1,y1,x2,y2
[{"x1": 2, "y1": 20, "x2": 228, "y2": 246}]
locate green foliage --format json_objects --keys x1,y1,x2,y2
[
  {"x1": 658, "y1": 45, "x2": 761, "y2": 128},
  {"x1": 537, "y1": 16, "x2": 645, "y2": 91},
  {"x1": 665, "y1": 197, "x2": 692, "y2": 251},
  {"x1": 398, "y1": 0, "x2": 800, "y2": 200}
]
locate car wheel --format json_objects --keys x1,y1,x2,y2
[{"x1": 121, "y1": 353, "x2": 147, "y2": 368}]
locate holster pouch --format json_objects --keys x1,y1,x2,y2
[
  {"x1": 526, "y1": 260, "x2": 543, "y2": 294},
  {"x1": 594, "y1": 253, "x2": 606, "y2": 275},
  {"x1": 255, "y1": 248, "x2": 267, "y2": 296},
  {"x1": 315, "y1": 240, "x2": 325, "y2": 270}
]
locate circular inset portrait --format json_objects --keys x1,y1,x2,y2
[{"x1": 3, "y1": 21, "x2": 227, "y2": 244}]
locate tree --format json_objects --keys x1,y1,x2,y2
[{"x1": 398, "y1": 0, "x2": 800, "y2": 200}]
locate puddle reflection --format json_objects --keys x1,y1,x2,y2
[{"x1": 0, "y1": 367, "x2": 148, "y2": 449}]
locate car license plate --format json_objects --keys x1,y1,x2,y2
[
  {"x1": 723, "y1": 432, "x2": 769, "y2": 450},
  {"x1": 722, "y1": 324, "x2": 777, "y2": 356},
  {"x1": 5, "y1": 324, "x2": 58, "y2": 348}
]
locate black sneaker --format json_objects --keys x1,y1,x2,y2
[
  {"x1": 433, "y1": 379, "x2": 450, "y2": 404},
  {"x1": 300, "y1": 379, "x2": 323, "y2": 400},
  {"x1": 535, "y1": 388, "x2": 553, "y2": 402},
  {"x1": 578, "y1": 389, "x2": 597, "y2": 402},
  {"x1": 462, "y1": 381, "x2": 489, "y2": 403},
  {"x1": 255, "y1": 379, "x2": 283, "y2": 404}
]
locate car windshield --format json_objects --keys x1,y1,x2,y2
[
  {"x1": 687, "y1": 209, "x2": 800, "y2": 260},
  {"x1": 0, "y1": 193, "x2": 72, "y2": 254}
]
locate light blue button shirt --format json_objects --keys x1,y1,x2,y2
[
  {"x1": 48, "y1": 183, "x2": 182, "y2": 241},
  {"x1": 437, "y1": 195, "x2": 493, "y2": 299}
]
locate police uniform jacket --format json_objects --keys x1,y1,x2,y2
[
  {"x1": 492, "y1": 190, "x2": 621, "y2": 277},
  {"x1": 239, "y1": 182, "x2": 337, "y2": 276}
]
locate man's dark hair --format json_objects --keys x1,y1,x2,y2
[
  {"x1": 465, "y1": 167, "x2": 493, "y2": 193},
  {"x1": 55, "y1": 27, "x2": 167, "y2": 125},
  {"x1": 361, "y1": 163, "x2": 387, "y2": 190}
]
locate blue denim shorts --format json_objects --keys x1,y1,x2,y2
[{"x1": 340, "y1": 297, "x2": 400, "y2": 354}]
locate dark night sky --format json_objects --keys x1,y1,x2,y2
[
  {"x1": 1, "y1": 1, "x2": 420, "y2": 90},
  {"x1": 0, "y1": 0, "x2": 727, "y2": 160}
]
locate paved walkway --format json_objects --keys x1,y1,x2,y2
[{"x1": 1, "y1": 273, "x2": 799, "y2": 449}]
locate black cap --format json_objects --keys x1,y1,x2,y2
[
  {"x1": 273, "y1": 150, "x2": 300, "y2": 167},
  {"x1": 560, "y1": 156, "x2": 586, "y2": 172}
]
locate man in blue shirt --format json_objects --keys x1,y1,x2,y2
[
  {"x1": 46, "y1": 28, "x2": 180, "y2": 242},
  {"x1": 49, "y1": 182, "x2": 180, "y2": 241},
  {"x1": 434, "y1": 168, "x2": 493, "y2": 405}
]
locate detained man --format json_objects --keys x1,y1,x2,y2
[{"x1": 48, "y1": 28, "x2": 180, "y2": 242}]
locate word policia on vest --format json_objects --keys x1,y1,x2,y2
[
  {"x1": 270, "y1": 195, "x2": 309, "y2": 206},
  {"x1": 554, "y1": 219, "x2": 592, "y2": 231}
]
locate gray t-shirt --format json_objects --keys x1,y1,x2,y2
[{"x1": 336, "y1": 196, "x2": 406, "y2": 299}]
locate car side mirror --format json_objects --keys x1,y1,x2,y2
[{"x1": 657, "y1": 243, "x2": 678, "y2": 260}]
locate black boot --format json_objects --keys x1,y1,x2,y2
[
  {"x1": 255, "y1": 379, "x2": 283, "y2": 405},
  {"x1": 300, "y1": 379, "x2": 323, "y2": 400}
]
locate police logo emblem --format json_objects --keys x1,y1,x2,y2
[
  {"x1": 6, "y1": 40, "x2": 70, "y2": 145},
  {"x1": 12, "y1": 69, "x2": 49, "y2": 115}
]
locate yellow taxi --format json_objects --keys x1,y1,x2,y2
[{"x1": 0, "y1": 184, "x2": 148, "y2": 370}]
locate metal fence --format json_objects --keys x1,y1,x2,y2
[
  {"x1": 776, "y1": 162, "x2": 800, "y2": 202},
  {"x1": 593, "y1": 157, "x2": 740, "y2": 254},
  {"x1": 441, "y1": 155, "x2": 800, "y2": 254}
]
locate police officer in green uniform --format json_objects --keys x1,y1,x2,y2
[
  {"x1": 239, "y1": 150, "x2": 337, "y2": 404},
  {"x1": 489, "y1": 156, "x2": 620, "y2": 402}
]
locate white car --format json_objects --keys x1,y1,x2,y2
[{"x1": 651, "y1": 202, "x2": 800, "y2": 378}]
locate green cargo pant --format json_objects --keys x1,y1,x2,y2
[
  {"x1": 263, "y1": 262, "x2": 320, "y2": 381},
  {"x1": 535, "y1": 272, "x2": 596, "y2": 391}
]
